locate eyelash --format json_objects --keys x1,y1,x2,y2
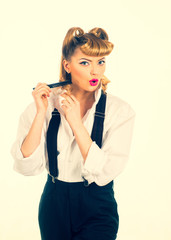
[{"x1": 80, "y1": 60, "x2": 105, "y2": 66}]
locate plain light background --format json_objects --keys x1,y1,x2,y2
[{"x1": 0, "y1": 0, "x2": 170, "y2": 239}]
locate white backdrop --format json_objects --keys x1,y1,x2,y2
[{"x1": 0, "y1": 0, "x2": 171, "y2": 239}]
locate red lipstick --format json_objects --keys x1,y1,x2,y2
[{"x1": 89, "y1": 79, "x2": 98, "y2": 86}]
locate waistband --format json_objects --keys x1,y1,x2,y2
[
  {"x1": 47, "y1": 174, "x2": 114, "y2": 189},
  {"x1": 47, "y1": 174, "x2": 84, "y2": 185}
]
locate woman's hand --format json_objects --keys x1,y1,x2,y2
[
  {"x1": 32, "y1": 82, "x2": 52, "y2": 115},
  {"x1": 61, "y1": 92, "x2": 82, "y2": 129}
]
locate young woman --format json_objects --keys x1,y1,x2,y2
[{"x1": 11, "y1": 27, "x2": 136, "y2": 240}]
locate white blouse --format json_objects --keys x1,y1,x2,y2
[{"x1": 11, "y1": 85, "x2": 136, "y2": 186}]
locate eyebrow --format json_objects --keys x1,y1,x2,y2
[{"x1": 79, "y1": 57, "x2": 106, "y2": 62}]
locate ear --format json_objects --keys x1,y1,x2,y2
[{"x1": 63, "y1": 59, "x2": 71, "y2": 73}]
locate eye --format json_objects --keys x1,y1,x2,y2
[
  {"x1": 98, "y1": 60, "x2": 105, "y2": 65},
  {"x1": 80, "y1": 61, "x2": 89, "y2": 66}
]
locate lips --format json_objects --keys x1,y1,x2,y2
[{"x1": 89, "y1": 79, "x2": 98, "y2": 86}]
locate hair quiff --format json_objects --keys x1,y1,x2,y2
[{"x1": 59, "y1": 27, "x2": 114, "y2": 93}]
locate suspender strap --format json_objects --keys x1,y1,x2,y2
[
  {"x1": 91, "y1": 90, "x2": 106, "y2": 148},
  {"x1": 47, "y1": 90, "x2": 107, "y2": 178},
  {"x1": 46, "y1": 109, "x2": 61, "y2": 177}
]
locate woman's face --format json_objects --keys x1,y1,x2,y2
[{"x1": 63, "y1": 48, "x2": 106, "y2": 93}]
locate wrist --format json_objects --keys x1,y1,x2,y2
[
  {"x1": 71, "y1": 119, "x2": 83, "y2": 133},
  {"x1": 36, "y1": 110, "x2": 46, "y2": 117},
  {"x1": 37, "y1": 109, "x2": 47, "y2": 115}
]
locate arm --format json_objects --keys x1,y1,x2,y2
[
  {"x1": 11, "y1": 103, "x2": 47, "y2": 176},
  {"x1": 60, "y1": 92, "x2": 93, "y2": 162},
  {"x1": 80, "y1": 108, "x2": 136, "y2": 186},
  {"x1": 21, "y1": 83, "x2": 51, "y2": 157},
  {"x1": 60, "y1": 92, "x2": 136, "y2": 186},
  {"x1": 21, "y1": 111, "x2": 46, "y2": 157},
  {"x1": 11, "y1": 83, "x2": 52, "y2": 175},
  {"x1": 71, "y1": 121, "x2": 93, "y2": 163}
]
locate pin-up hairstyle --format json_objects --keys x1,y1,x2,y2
[{"x1": 59, "y1": 27, "x2": 114, "y2": 93}]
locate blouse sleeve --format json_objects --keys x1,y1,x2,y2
[
  {"x1": 80, "y1": 101, "x2": 136, "y2": 186},
  {"x1": 10, "y1": 103, "x2": 47, "y2": 176}
]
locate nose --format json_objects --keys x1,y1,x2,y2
[{"x1": 90, "y1": 64, "x2": 98, "y2": 76}]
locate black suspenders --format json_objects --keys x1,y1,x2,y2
[
  {"x1": 46, "y1": 90, "x2": 107, "y2": 183},
  {"x1": 91, "y1": 90, "x2": 106, "y2": 148},
  {"x1": 46, "y1": 109, "x2": 61, "y2": 178}
]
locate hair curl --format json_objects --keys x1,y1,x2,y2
[{"x1": 59, "y1": 27, "x2": 114, "y2": 93}]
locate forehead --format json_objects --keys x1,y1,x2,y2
[{"x1": 71, "y1": 48, "x2": 105, "y2": 61}]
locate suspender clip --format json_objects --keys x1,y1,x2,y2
[
  {"x1": 52, "y1": 176, "x2": 55, "y2": 184},
  {"x1": 82, "y1": 176, "x2": 89, "y2": 187}
]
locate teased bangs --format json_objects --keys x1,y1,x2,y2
[{"x1": 79, "y1": 33, "x2": 114, "y2": 57}]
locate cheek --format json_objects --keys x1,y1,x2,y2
[
  {"x1": 99, "y1": 66, "x2": 106, "y2": 76},
  {"x1": 71, "y1": 66, "x2": 87, "y2": 79}
]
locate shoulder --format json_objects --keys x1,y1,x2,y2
[
  {"x1": 105, "y1": 92, "x2": 136, "y2": 127},
  {"x1": 106, "y1": 93, "x2": 135, "y2": 116}
]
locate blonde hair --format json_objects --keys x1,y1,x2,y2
[{"x1": 59, "y1": 27, "x2": 114, "y2": 93}]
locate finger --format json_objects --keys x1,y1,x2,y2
[
  {"x1": 61, "y1": 100, "x2": 71, "y2": 108},
  {"x1": 33, "y1": 85, "x2": 51, "y2": 94},
  {"x1": 61, "y1": 93, "x2": 73, "y2": 105},
  {"x1": 33, "y1": 88, "x2": 51, "y2": 98},
  {"x1": 33, "y1": 89, "x2": 49, "y2": 97},
  {"x1": 35, "y1": 82, "x2": 47, "y2": 89},
  {"x1": 35, "y1": 82, "x2": 42, "y2": 88},
  {"x1": 69, "y1": 94, "x2": 79, "y2": 103},
  {"x1": 34, "y1": 83, "x2": 51, "y2": 92},
  {"x1": 61, "y1": 104, "x2": 67, "y2": 112},
  {"x1": 33, "y1": 87, "x2": 50, "y2": 96}
]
